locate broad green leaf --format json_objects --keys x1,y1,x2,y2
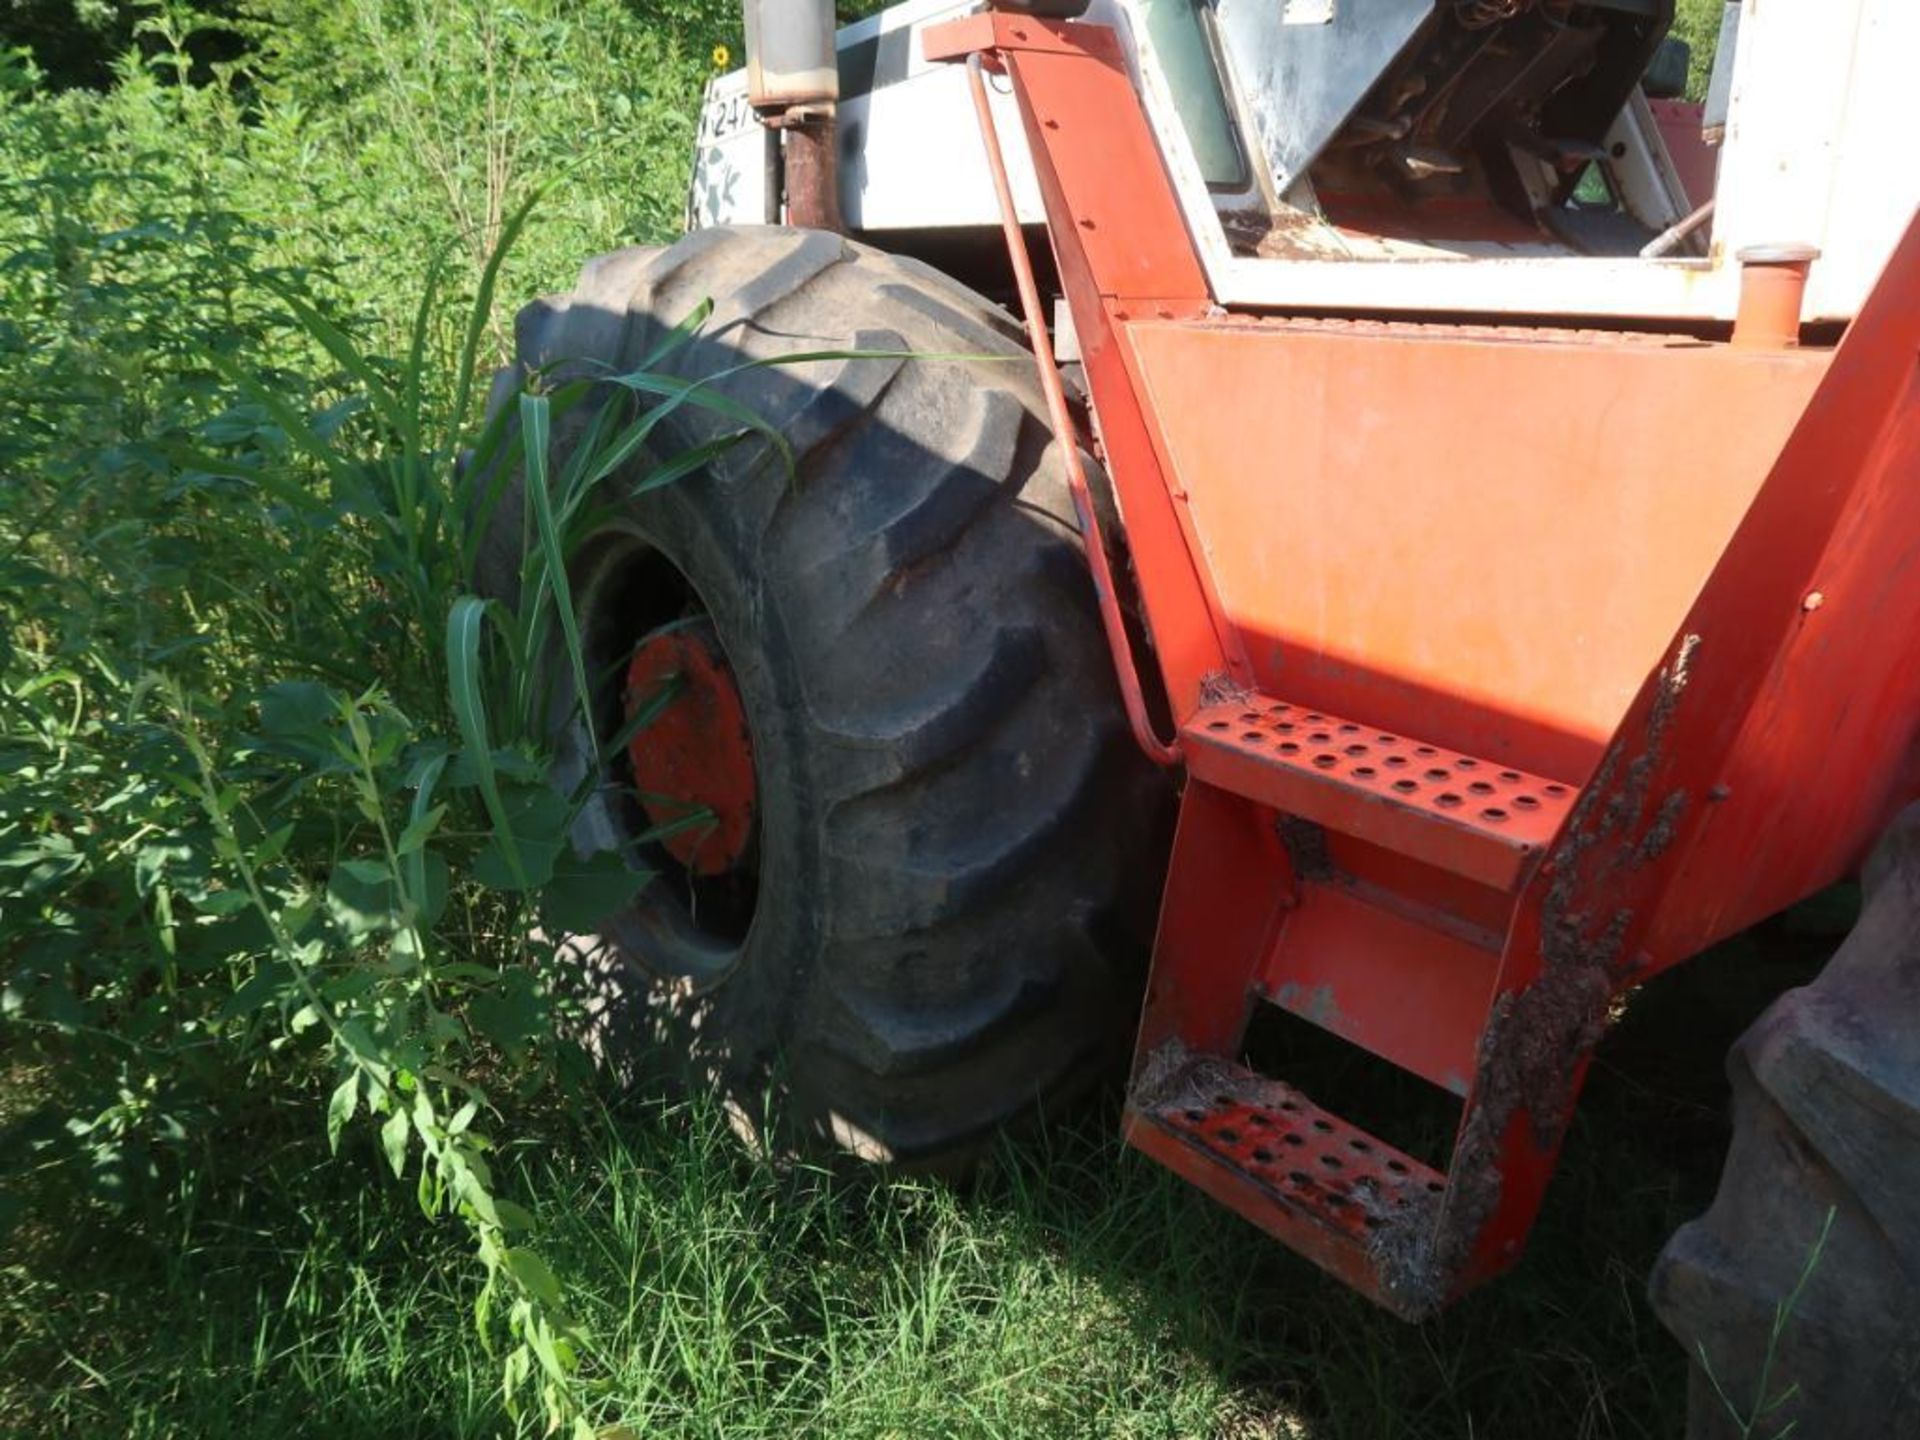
[
  {"x1": 395, "y1": 802, "x2": 447, "y2": 856},
  {"x1": 218, "y1": 958, "x2": 292, "y2": 1021},
  {"x1": 502, "y1": 1345, "x2": 531, "y2": 1401},
  {"x1": 327, "y1": 858, "x2": 399, "y2": 941},
  {"x1": 381, "y1": 1106, "x2": 409, "y2": 1179},
  {"x1": 321, "y1": 969, "x2": 380, "y2": 1004},
  {"x1": 413, "y1": 849, "x2": 451, "y2": 928},
  {"x1": 493, "y1": 1198, "x2": 536, "y2": 1233},
  {"x1": 468, "y1": 969, "x2": 549, "y2": 1055},
  {"x1": 254, "y1": 823, "x2": 294, "y2": 866},
  {"x1": 456, "y1": 1168, "x2": 502, "y2": 1228},
  {"x1": 192, "y1": 887, "x2": 252, "y2": 917},
  {"x1": 448, "y1": 744, "x2": 543, "y2": 787},
  {"x1": 326, "y1": 1071, "x2": 359, "y2": 1154},
  {"x1": 525, "y1": 1313, "x2": 573, "y2": 1385},
  {"x1": 255, "y1": 680, "x2": 337, "y2": 737},
  {"x1": 471, "y1": 781, "x2": 570, "y2": 893},
  {"x1": 416, "y1": 1156, "x2": 439, "y2": 1216},
  {"x1": 336, "y1": 1018, "x2": 387, "y2": 1077},
  {"x1": 502, "y1": 1248, "x2": 564, "y2": 1309}
]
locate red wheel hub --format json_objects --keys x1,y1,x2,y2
[{"x1": 623, "y1": 622, "x2": 757, "y2": 877}]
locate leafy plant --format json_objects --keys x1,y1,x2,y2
[{"x1": 0, "y1": 49, "x2": 753, "y2": 1421}]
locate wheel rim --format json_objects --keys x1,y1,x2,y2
[
  {"x1": 624, "y1": 621, "x2": 758, "y2": 877},
  {"x1": 572, "y1": 529, "x2": 762, "y2": 981}
]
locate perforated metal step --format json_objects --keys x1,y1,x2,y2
[
  {"x1": 1125, "y1": 1045, "x2": 1447, "y2": 1318},
  {"x1": 1181, "y1": 695, "x2": 1578, "y2": 888}
]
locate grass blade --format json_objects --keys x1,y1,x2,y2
[
  {"x1": 446, "y1": 595, "x2": 525, "y2": 891},
  {"x1": 625, "y1": 432, "x2": 751, "y2": 498},
  {"x1": 518, "y1": 392, "x2": 598, "y2": 769},
  {"x1": 443, "y1": 187, "x2": 544, "y2": 463},
  {"x1": 198, "y1": 347, "x2": 359, "y2": 492},
  {"x1": 269, "y1": 282, "x2": 411, "y2": 443},
  {"x1": 405, "y1": 248, "x2": 450, "y2": 461},
  {"x1": 603, "y1": 669, "x2": 684, "y2": 758},
  {"x1": 404, "y1": 750, "x2": 449, "y2": 926}
]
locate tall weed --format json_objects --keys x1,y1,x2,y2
[{"x1": 0, "y1": 1, "x2": 748, "y2": 1426}]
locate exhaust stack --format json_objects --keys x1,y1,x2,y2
[{"x1": 742, "y1": 0, "x2": 842, "y2": 232}]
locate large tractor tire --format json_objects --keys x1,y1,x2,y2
[
  {"x1": 475, "y1": 226, "x2": 1166, "y2": 1166},
  {"x1": 1650, "y1": 804, "x2": 1920, "y2": 1437}
]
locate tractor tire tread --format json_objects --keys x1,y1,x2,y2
[
  {"x1": 1651, "y1": 803, "x2": 1920, "y2": 1440},
  {"x1": 480, "y1": 226, "x2": 1166, "y2": 1165}
]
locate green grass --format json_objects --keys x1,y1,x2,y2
[
  {"x1": 3, "y1": 925, "x2": 1831, "y2": 1439},
  {"x1": 1672, "y1": 0, "x2": 1728, "y2": 99}
]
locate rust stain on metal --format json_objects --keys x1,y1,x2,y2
[
  {"x1": 1130, "y1": 1039, "x2": 1450, "y2": 1318},
  {"x1": 1198, "y1": 668, "x2": 1255, "y2": 707},
  {"x1": 1366, "y1": 1184, "x2": 1448, "y2": 1317},
  {"x1": 1276, "y1": 815, "x2": 1334, "y2": 882},
  {"x1": 779, "y1": 115, "x2": 844, "y2": 233},
  {"x1": 1421, "y1": 630, "x2": 1705, "y2": 1299},
  {"x1": 1602, "y1": 633, "x2": 1697, "y2": 839},
  {"x1": 1636, "y1": 788, "x2": 1691, "y2": 866}
]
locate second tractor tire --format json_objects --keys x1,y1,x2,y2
[{"x1": 1650, "y1": 804, "x2": 1920, "y2": 1437}]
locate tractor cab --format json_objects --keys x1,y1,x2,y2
[{"x1": 693, "y1": 0, "x2": 1913, "y2": 325}]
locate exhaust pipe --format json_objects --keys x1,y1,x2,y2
[{"x1": 742, "y1": 0, "x2": 842, "y2": 233}]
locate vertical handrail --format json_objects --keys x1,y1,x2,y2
[{"x1": 963, "y1": 52, "x2": 1182, "y2": 767}]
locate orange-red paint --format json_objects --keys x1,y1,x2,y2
[
  {"x1": 1132, "y1": 317, "x2": 1827, "y2": 779},
  {"x1": 1256, "y1": 880, "x2": 1498, "y2": 1096},
  {"x1": 928, "y1": 9, "x2": 1920, "y2": 1318},
  {"x1": 625, "y1": 625, "x2": 757, "y2": 876},
  {"x1": 1731, "y1": 245, "x2": 1818, "y2": 349}
]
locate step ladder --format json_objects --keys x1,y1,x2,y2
[{"x1": 1124, "y1": 688, "x2": 1589, "y2": 1317}]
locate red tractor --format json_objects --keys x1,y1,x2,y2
[{"x1": 484, "y1": 2, "x2": 1920, "y2": 1433}]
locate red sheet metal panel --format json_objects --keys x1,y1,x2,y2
[
  {"x1": 1129, "y1": 318, "x2": 1829, "y2": 779},
  {"x1": 1649, "y1": 98, "x2": 1718, "y2": 210},
  {"x1": 1255, "y1": 881, "x2": 1500, "y2": 1096}
]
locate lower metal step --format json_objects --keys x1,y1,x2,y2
[{"x1": 1124, "y1": 1042, "x2": 1451, "y2": 1319}]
